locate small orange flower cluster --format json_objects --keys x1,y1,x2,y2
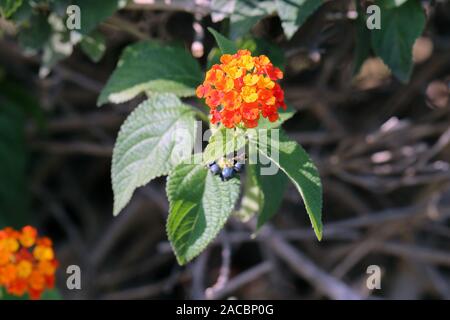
[
  {"x1": 196, "y1": 50, "x2": 286, "y2": 128},
  {"x1": 0, "y1": 226, "x2": 58, "y2": 299}
]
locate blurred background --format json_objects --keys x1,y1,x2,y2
[{"x1": 0, "y1": 0, "x2": 449, "y2": 299}]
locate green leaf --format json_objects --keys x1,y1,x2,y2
[
  {"x1": 167, "y1": 160, "x2": 240, "y2": 265},
  {"x1": 275, "y1": 0, "x2": 323, "y2": 39},
  {"x1": 203, "y1": 127, "x2": 246, "y2": 164},
  {"x1": 230, "y1": 0, "x2": 276, "y2": 39},
  {"x1": 0, "y1": 98, "x2": 29, "y2": 228},
  {"x1": 236, "y1": 163, "x2": 288, "y2": 226},
  {"x1": 73, "y1": 0, "x2": 123, "y2": 35},
  {"x1": 248, "y1": 129, "x2": 323, "y2": 240},
  {"x1": 208, "y1": 27, "x2": 238, "y2": 54},
  {"x1": 80, "y1": 31, "x2": 106, "y2": 63},
  {"x1": 254, "y1": 161, "x2": 289, "y2": 229},
  {"x1": 98, "y1": 41, "x2": 203, "y2": 105},
  {"x1": 235, "y1": 163, "x2": 262, "y2": 222},
  {"x1": 211, "y1": 0, "x2": 236, "y2": 22},
  {"x1": 0, "y1": 0, "x2": 23, "y2": 18},
  {"x1": 112, "y1": 94, "x2": 196, "y2": 215},
  {"x1": 371, "y1": 0, "x2": 425, "y2": 82},
  {"x1": 18, "y1": 13, "x2": 52, "y2": 51}
]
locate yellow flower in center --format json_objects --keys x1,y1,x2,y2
[
  {"x1": 241, "y1": 86, "x2": 258, "y2": 103},
  {"x1": 16, "y1": 260, "x2": 32, "y2": 278}
]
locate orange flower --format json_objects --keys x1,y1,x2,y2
[
  {"x1": 0, "y1": 226, "x2": 58, "y2": 300},
  {"x1": 196, "y1": 50, "x2": 286, "y2": 128}
]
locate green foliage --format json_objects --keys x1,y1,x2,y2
[
  {"x1": 111, "y1": 94, "x2": 196, "y2": 215},
  {"x1": 275, "y1": 0, "x2": 323, "y2": 39},
  {"x1": 0, "y1": 287, "x2": 62, "y2": 300},
  {"x1": 237, "y1": 164, "x2": 288, "y2": 227},
  {"x1": 98, "y1": 41, "x2": 203, "y2": 105},
  {"x1": 248, "y1": 129, "x2": 323, "y2": 240},
  {"x1": 371, "y1": 0, "x2": 425, "y2": 82},
  {"x1": 254, "y1": 162, "x2": 289, "y2": 229},
  {"x1": 208, "y1": 27, "x2": 238, "y2": 54},
  {"x1": 0, "y1": 99, "x2": 28, "y2": 229},
  {"x1": 80, "y1": 31, "x2": 106, "y2": 62},
  {"x1": 0, "y1": 0, "x2": 23, "y2": 18},
  {"x1": 72, "y1": 0, "x2": 123, "y2": 35},
  {"x1": 229, "y1": 0, "x2": 277, "y2": 40},
  {"x1": 355, "y1": 0, "x2": 426, "y2": 82},
  {"x1": 18, "y1": 12, "x2": 51, "y2": 51},
  {"x1": 166, "y1": 160, "x2": 240, "y2": 265}
]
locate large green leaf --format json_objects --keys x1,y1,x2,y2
[
  {"x1": 208, "y1": 27, "x2": 238, "y2": 54},
  {"x1": 248, "y1": 129, "x2": 323, "y2": 240},
  {"x1": 371, "y1": 0, "x2": 425, "y2": 82},
  {"x1": 112, "y1": 94, "x2": 196, "y2": 215},
  {"x1": 98, "y1": 41, "x2": 203, "y2": 105},
  {"x1": 275, "y1": 0, "x2": 323, "y2": 39},
  {"x1": 203, "y1": 127, "x2": 246, "y2": 165},
  {"x1": 236, "y1": 163, "x2": 288, "y2": 227},
  {"x1": 254, "y1": 161, "x2": 289, "y2": 229},
  {"x1": 229, "y1": 0, "x2": 276, "y2": 39},
  {"x1": 166, "y1": 161, "x2": 240, "y2": 265}
]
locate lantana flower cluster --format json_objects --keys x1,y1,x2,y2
[
  {"x1": 0, "y1": 226, "x2": 58, "y2": 299},
  {"x1": 196, "y1": 50, "x2": 286, "y2": 128}
]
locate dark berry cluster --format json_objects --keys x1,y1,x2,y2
[{"x1": 208, "y1": 159, "x2": 244, "y2": 181}]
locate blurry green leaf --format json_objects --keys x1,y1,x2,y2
[
  {"x1": 0, "y1": 98, "x2": 29, "y2": 229},
  {"x1": 230, "y1": 0, "x2": 276, "y2": 39},
  {"x1": 167, "y1": 160, "x2": 240, "y2": 265},
  {"x1": 275, "y1": 0, "x2": 323, "y2": 39},
  {"x1": 203, "y1": 127, "x2": 246, "y2": 164},
  {"x1": 80, "y1": 30, "x2": 106, "y2": 62},
  {"x1": 98, "y1": 41, "x2": 202, "y2": 105},
  {"x1": 208, "y1": 27, "x2": 238, "y2": 54},
  {"x1": 0, "y1": 0, "x2": 23, "y2": 18},
  {"x1": 73, "y1": 0, "x2": 123, "y2": 35},
  {"x1": 211, "y1": 0, "x2": 236, "y2": 22},
  {"x1": 371, "y1": 0, "x2": 425, "y2": 82},
  {"x1": 18, "y1": 13, "x2": 52, "y2": 51},
  {"x1": 112, "y1": 94, "x2": 196, "y2": 215},
  {"x1": 249, "y1": 129, "x2": 323, "y2": 240}
]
